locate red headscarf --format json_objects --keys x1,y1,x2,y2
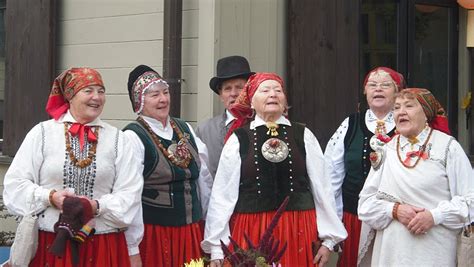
[
  {"x1": 399, "y1": 88, "x2": 451, "y2": 135},
  {"x1": 225, "y1": 72, "x2": 285, "y2": 142},
  {"x1": 364, "y1": 67, "x2": 405, "y2": 90},
  {"x1": 46, "y1": 68, "x2": 105, "y2": 120}
]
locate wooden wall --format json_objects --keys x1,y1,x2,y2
[
  {"x1": 208, "y1": 0, "x2": 287, "y2": 117},
  {"x1": 3, "y1": 0, "x2": 56, "y2": 156},
  {"x1": 287, "y1": 0, "x2": 360, "y2": 149},
  {"x1": 57, "y1": 0, "x2": 199, "y2": 128}
]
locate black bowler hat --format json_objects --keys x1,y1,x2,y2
[{"x1": 209, "y1": 56, "x2": 254, "y2": 94}]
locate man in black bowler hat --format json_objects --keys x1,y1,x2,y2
[{"x1": 196, "y1": 56, "x2": 254, "y2": 178}]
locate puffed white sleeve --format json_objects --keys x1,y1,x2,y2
[
  {"x1": 357, "y1": 154, "x2": 395, "y2": 230},
  {"x1": 3, "y1": 123, "x2": 50, "y2": 216},
  {"x1": 324, "y1": 117, "x2": 349, "y2": 219},
  {"x1": 122, "y1": 129, "x2": 146, "y2": 255},
  {"x1": 201, "y1": 133, "x2": 241, "y2": 260},
  {"x1": 430, "y1": 139, "x2": 474, "y2": 228},
  {"x1": 187, "y1": 122, "x2": 213, "y2": 218},
  {"x1": 97, "y1": 131, "x2": 144, "y2": 229},
  {"x1": 304, "y1": 128, "x2": 347, "y2": 250}
]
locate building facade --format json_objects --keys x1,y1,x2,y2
[{"x1": 0, "y1": 0, "x2": 472, "y2": 244}]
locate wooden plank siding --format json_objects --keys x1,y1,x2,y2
[
  {"x1": 57, "y1": 0, "x2": 165, "y2": 126},
  {"x1": 180, "y1": 4, "x2": 199, "y2": 123},
  {"x1": 287, "y1": 0, "x2": 360, "y2": 149},
  {"x1": 57, "y1": 0, "x2": 200, "y2": 125},
  {"x1": 3, "y1": 0, "x2": 56, "y2": 156}
]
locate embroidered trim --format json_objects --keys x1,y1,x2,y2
[
  {"x1": 114, "y1": 128, "x2": 119, "y2": 159},
  {"x1": 62, "y1": 128, "x2": 97, "y2": 199},
  {"x1": 133, "y1": 75, "x2": 169, "y2": 114},
  {"x1": 358, "y1": 228, "x2": 376, "y2": 266},
  {"x1": 40, "y1": 122, "x2": 45, "y2": 157},
  {"x1": 443, "y1": 137, "x2": 455, "y2": 168},
  {"x1": 376, "y1": 191, "x2": 400, "y2": 203}
]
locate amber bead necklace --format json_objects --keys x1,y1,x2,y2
[
  {"x1": 137, "y1": 116, "x2": 192, "y2": 168},
  {"x1": 64, "y1": 123, "x2": 98, "y2": 168}
]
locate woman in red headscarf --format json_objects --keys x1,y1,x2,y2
[
  {"x1": 324, "y1": 67, "x2": 405, "y2": 267},
  {"x1": 357, "y1": 88, "x2": 473, "y2": 266},
  {"x1": 2, "y1": 67, "x2": 143, "y2": 267},
  {"x1": 202, "y1": 73, "x2": 347, "y2": 267}
]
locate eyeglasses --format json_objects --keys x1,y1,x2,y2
[{"x1": 366, "y1": 82, "x2": 394, "y2": 90}]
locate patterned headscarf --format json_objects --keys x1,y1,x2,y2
[
  {"x1": 399, "y1": 88, "x2": 451, "y2": 135},
  {"x1": 364, "y1": 67, "x2": 405, "y2": 90},
  {"x1": 46, "y1": 68, "x2": 105, "y2": 120},
  {"x1": 225, "y1": 72, "x2": 285, "y2": 142},
  {"x1": 127, "y1": 65, "x2": 169, "y2": 114}
]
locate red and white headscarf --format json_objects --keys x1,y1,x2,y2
[
  {"x1": 46, "y1": 67, "x2": 105, "y2": 120},
  {"x1": 225, "y1": 72, "x2": 285, "y2": 142}
]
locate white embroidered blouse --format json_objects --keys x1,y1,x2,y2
[{"x1": 3, "y1": 111, "x2": 144, "y2": 243}]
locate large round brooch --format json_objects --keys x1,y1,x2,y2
[
  {"x1": 369, "y1": 134, "x2": 391, "y2": 151},
  {"x1": 369, "y1": 135, "x2": 384, "y2": 151},
  {"x1": 261, "y1": 138, "x2": 289, "y2": 163},
  {"x1": 167, "y1": 139, "x2": 192, "y2": 167}
]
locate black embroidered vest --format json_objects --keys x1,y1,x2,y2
[
  {"x1": 233, "y1": 122, "x2": 315, "y2": 213},
  {"x1": 342, "y1": 111, "x2": 395, "y2": 215}
]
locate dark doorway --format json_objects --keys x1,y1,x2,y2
[
  {"x1": 408, "y1": 1, "x2": 458, "y2": 136},
  {"x1": 287, "y1": 0, "x2": 459, "y2": 149},
  {"x1": 360, "y1": 0, "x2": 458, "y2": 135}
]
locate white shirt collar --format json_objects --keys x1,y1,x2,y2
[
  {"x1": 250, "y1": 115, "x2": 291, "y2": 130},
  {"x1": 399, "y1": 126, "x2": 431, "y2": 149},
  {"x1": 366, "y1": 109, "x2": 394, "y2": 123},
  {"x1": 225, "y1": 109, "x2": 235, "y2": 126},
  {"x1": 58, "y1": 110, "x2": 104, "y2": 127},
  {"x1": 141, "y1": 115, "x2": 174, "y2": 140}
]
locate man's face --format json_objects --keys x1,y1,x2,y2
[{"x1": 219, "y1": 78, "x2": 246, "y2": 109}]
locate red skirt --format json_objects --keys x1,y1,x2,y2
[
  {"x1": 230, "y1": 210, "x2": 318, "y2": 267},
  {"x1": 337, "y1": 212, "x2": 362, "y2": 267},
  {"x1": 29, "y1": 230, "x2": 130, "y2": 267},
  {"x1": 139, "y1": 222, "x2": 203, "y2": 267}
]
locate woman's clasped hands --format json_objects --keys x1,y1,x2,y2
[{"x1": 395, "y1": 203, "x2": 434, "y2": 235}]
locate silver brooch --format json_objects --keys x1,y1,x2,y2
[{"x1": 261, "y1": 138, "x2": 289, "y2": 163}]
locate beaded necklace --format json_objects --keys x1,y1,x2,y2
[
  {"x1": 137, "y1": 116, "x2": 192, "y2": 168},
  {"x1": 396, "y1": 127, "x2": 433, "y2": 169},
  {"x1": 64, "y1": 123, "x2": 99, "y2": 168}
]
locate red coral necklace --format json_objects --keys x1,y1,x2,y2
[{"x1": 396, "y1": 127, "x2": 433, "y2": 169}]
